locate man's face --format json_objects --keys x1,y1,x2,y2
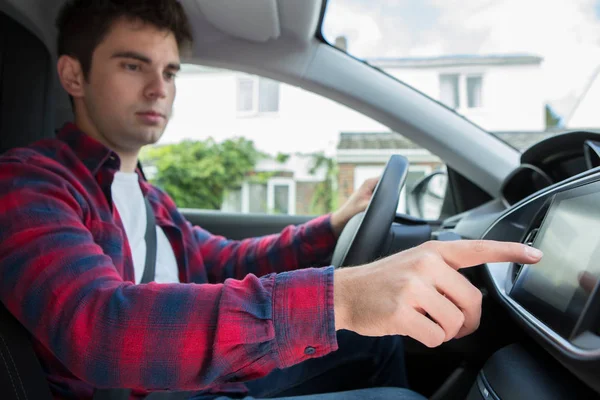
[{"x1": 77, "y1": 18, "x2": 180, "y2": 153}]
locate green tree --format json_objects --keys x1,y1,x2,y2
[
  {"x1": 140, "y1": 138, "x2": 263, "y2": 209},
  {"x1": 309, "y1": 152, "x2": 338, "y2": 214},
  {"x1": 545, "y1": 104, "x2": 562, "y2": 129}
]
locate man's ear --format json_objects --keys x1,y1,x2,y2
[{"x1": 57, "y1": 55, "x2": 85, "y2": 98}]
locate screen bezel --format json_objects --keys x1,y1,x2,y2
[{"x1": 510, "y1": 180, "x2": 600, "y2": 339}]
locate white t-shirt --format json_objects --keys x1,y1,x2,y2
[{"x1": 111, "y1": 172, "x2": 180, "y2": 284}]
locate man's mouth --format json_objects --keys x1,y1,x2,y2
[
  {"x1": 136, "y1": 111, "x2": 166, "y2": 124},
  {"x1": 137, "y1": 110, "x2": 165, "y2": 118}
]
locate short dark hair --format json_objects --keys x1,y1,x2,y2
[{"x1": 56, "y1": 0, "x2": 193, "y2": 79}]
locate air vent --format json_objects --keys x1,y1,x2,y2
[
  {"x1": 511, "y1": 263, "x2": 523, "y2": 283},
  {"x1": 511, "y1": 228, "x2": 541, "y2": 282},
  {"x1": 523, "y1": 228, "x2": 539, "y2": 246}
]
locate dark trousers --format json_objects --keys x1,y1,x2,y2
[{"x1": 194, "y1": 330, "x2": 426, "y2": 400}]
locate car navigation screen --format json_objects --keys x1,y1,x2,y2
[{"x1": 511, "y1": 181, "x2": 600, "y2": 339}]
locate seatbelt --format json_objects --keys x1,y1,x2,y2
[{"x1": 140, "y1": 196, "x2": 157, "y2": 284}]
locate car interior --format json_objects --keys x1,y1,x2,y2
[{"x1": 1, "y1": 0, "x2": 600, "y2": 399}]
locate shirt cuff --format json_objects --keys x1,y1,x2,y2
[
  {"x1": 271, "y1": 266, "x2": 338, "y2": 369},
  {"x1": 299, "y1": 214, "x2": 338, "y2": 267}
]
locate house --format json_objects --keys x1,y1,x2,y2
[
  {"x1": 220, "y1": 153, "x2": 330, "y2": 215},
  {"x1": 371, "y1": 54, "x2": 545, "y2": 132},
  {"x1": 335, "y1": 130, "x2": 560, "y2": 213},
  {"x1": 155, "y1": 54, "x2": 547, "y2": 215},
  {"x1": 337, "y1": 132, "x2": 443, "y2": 214}
]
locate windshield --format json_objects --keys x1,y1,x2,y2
[{"x1": 322, "y1": 0, "x2": 600, "y2": 151}]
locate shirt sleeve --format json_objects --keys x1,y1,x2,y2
[
  {"x1": 185, "y1": 211, "x2": 338, "y2": 283},
  {"x1": 0, "y1": 157, "x2": 338, "y2": 392}
]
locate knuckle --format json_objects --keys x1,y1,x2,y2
[
  {"x1": 420, "y1": 241, "x2": 439, "y2": 253},
  {"x1": 416, "y1": 251, "x2": 440, "y2": 272},
  {"x1": 405, "y1": 276, "x2": 425, "y2": 296}
]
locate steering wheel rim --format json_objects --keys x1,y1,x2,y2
[{"x1": 331, "y1": 155, "x2": 409, "y2": 268}]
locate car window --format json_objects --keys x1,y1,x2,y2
[
  {"x1": 322, "y1": 0, "x2": 600, "y2": 151},
  {"x1": 139, "y1": 65, "x2": 445, "y2": 217}
]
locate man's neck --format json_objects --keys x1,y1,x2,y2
[{"x1": 115, "y1": 155, "x2": 139, "y2": 173}]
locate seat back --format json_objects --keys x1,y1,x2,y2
[
  {"x1": 0, "y1": 303, "x2": 53, "y2": 399},
  {"x1": 0, "y1": 5, "x2": 57, "y2": 399}
]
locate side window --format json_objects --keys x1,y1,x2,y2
[{"x1": 140, "y1": 65, "x2": 446, "y2": 217}]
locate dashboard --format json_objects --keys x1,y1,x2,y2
[
  {"x1": 501, "y1": 131, "x2": 600, "y2": 207},
  {"x1": 446, "y1": 130, "x2": 600, "y2": 395}
]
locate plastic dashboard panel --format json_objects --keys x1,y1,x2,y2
[{"x1": 481, "y1": 167, "x2": 600, "y2": 394}]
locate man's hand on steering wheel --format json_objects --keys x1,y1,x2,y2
[{"x1": 330, "y1": 177, "x2": 380, "y2": 237}]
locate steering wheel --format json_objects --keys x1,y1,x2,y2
[{"x1": 331, "y1": 155, "x2": 409, "y2": 268}]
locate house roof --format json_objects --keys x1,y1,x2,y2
[
  {"x1": 367, "y1": 54, "x2": 543, "y2": 69},
  {"x1": 337, "y1": 131, "x2": 563, "y2": 153},
  {"x1": 337, "y1": 132, "x2": 422, "y2": 151}
]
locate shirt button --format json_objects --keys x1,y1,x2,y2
[{"x1": 304, "y1": 346, "x2": 316, "y2": 355}]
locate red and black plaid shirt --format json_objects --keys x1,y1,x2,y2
[{"x1": 0, "y1": 123, "x2": 338, "y2": 399}]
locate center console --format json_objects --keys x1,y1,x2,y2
[
  {"x1": 480, "y1": 170, "x2": 600, "y2": 396},
  {"x1": 466, "y1": 344, "x2": 597, "y2": 400}
]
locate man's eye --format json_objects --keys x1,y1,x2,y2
[
  {"x1": 164, "y1": 72, "x2": 177, "y2": 81},
  {"x1": 124, "y1": 63, "x2": 140, "y2": 71}
]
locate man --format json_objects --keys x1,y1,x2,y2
[{"x1": 0, "y1": 1, "x2": 542, "y2": 399}]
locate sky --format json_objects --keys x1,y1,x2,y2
[{"x1": 321, "y1": 0, "x2": 600, "y2": 118}]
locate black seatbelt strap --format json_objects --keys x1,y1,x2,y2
[{"x1": 140, "y1": 196, "x2": 157, "y2": 284}]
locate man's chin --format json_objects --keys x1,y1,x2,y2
[{"x1": 125, "y1": 128, "x2": 166, "y2": 150}]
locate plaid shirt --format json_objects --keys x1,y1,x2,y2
[{"x1": 0, "y1": 123, "x2": 338, "y2": 399}]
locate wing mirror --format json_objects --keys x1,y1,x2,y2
[{"x1": 407, "y1": 171, "x2": 447, "y2": 220}]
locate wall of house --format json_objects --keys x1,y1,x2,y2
[
  {"x1": 296, "y1": 181, "x2": 318, "y2": 215},
  {"x1": 385, "y1": 63, "x2": 545, "y2": 132}
]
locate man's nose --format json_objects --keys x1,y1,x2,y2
[{"x1": 144, "y1": 72, "x2": 168, "y2": 99}]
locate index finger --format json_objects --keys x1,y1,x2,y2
[{"x1": 431, "y1": 240, "x2": 543, "y2": 270}]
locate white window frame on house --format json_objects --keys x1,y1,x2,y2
[
  {"x1": 465, "y1": 74, "x2": 483, "y2": 109},
  {"x1": 236, "y1": 75, "x2": 280, "y2": 117},
  {"x1": 267, "y1": 178, "x2": 296, "y2": 215},
  {"x1": 232, "y1": 178, "x2": 295, "y2": 215},
  {"x1": 439, "y1": 72, "x2": 484, "y2": 110}
]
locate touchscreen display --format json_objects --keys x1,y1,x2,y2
[{"x1": 511, "y1": 182, "x2": 600, "y2": 338}]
